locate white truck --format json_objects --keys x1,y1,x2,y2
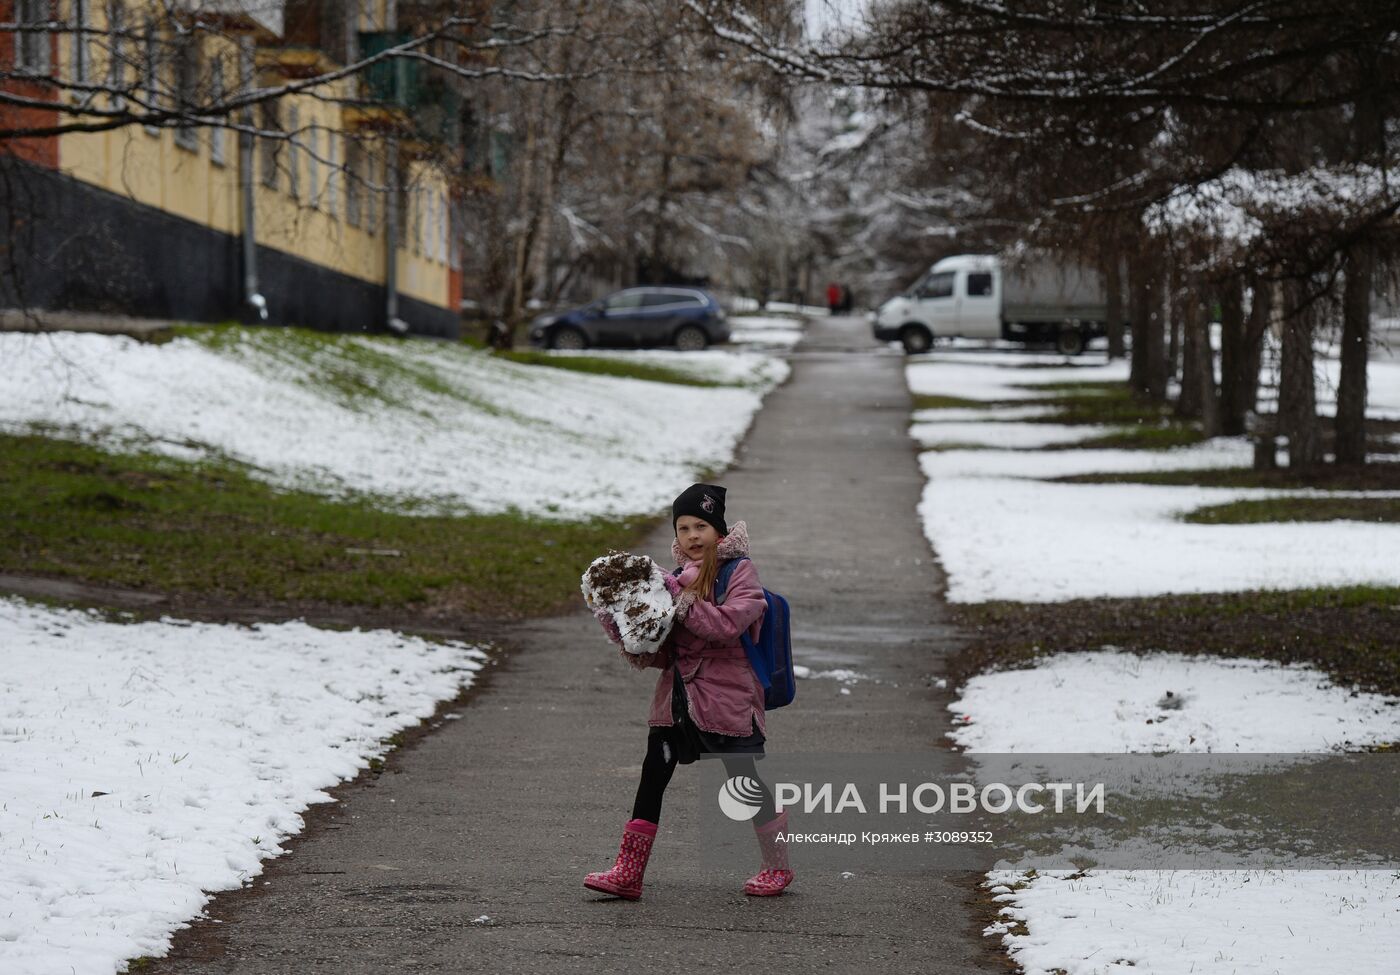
[{"x1": 871, "y1": 254, "x2": 1109, "y2": 355}]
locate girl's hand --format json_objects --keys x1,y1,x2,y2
[
  {"x1": 594, "y1": 608, "x2": 623, "y2": 646},
  {"x1": 662, "y1": 573, "x2": 683, "y2": 598}
]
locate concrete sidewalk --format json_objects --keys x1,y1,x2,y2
[{"x1": 149, "y1": 315, "x2": 1001, "y2": 974}]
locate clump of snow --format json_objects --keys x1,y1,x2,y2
[
  {"x1": 580, "y1": 552, "x2": 675, "y2": 655},
  {"x1": 0, "y1": 331, "x2": 787, "y2": 519},
  {"x1": 0, "y1": 596, "x2": 489, "y2": 975}
]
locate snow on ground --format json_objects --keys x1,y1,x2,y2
[
  {"x1": 727, "y1": 314, "x2": 807, "y2": 349},
  {"x1": 948, "y1": 650, "x2": 1400, "y2": 754},
  {"x1": 920, "y1": 347, "x2": 1400, "y2": 970},
  {"x1": 981, "y1": 868, "x2": 1400, "y2": 975},
  {"x1": 907, "y1": 350, "x2": 1131, "y2": 401},
  {"x1": 909, "y1": 349, "x2": 1400, "y2": 602},
  {"x1": 921, "y1": 457, "x2": 1400, "y2": 602},
  {"x1": 953, "y1": 651, "x2": 1400, "y2": 975},
  {"x1": 537, "y1": 347, "x2": 787, "y2": 388},
  {"x1": 0, "y1": 331, "x2": 788, "y2": 519},
  {"x1": 910, "y1": 420, "x2": 1115, "y2": 449},
  {"x1": 0, "y1": 596, "x2": 489, "y2": 975},
  {"x1": 912, "y1": 405, "x2": 1063, "y2": 423}
]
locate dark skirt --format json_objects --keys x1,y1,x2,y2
[{"x1": 654, "y1": 665, "x2": 765, "y2": 765}]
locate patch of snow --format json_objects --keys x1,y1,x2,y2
[
  {"x1": 0, "y1": 596, "x2": 488, "y2": 975},
  {"x1": 948, "y1": 650, "x2": 1400, "y2": 754},
  {"x1": 911, "y1": 421, "x2": 1115, "y2": 449},
  {"x1": 0, "y1": 333, "x2": 787, "y2": 519}
]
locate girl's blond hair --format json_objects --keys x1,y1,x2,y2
[{"x1": 684, "y1": 535, "x2": 720, "y2": 600}]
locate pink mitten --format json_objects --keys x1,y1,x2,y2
[
  {"x1": 593, "y1": 607, "x2": 623, "y2": 646},
  {"x1": 662, "y1": 573, "x2": 683, "y2": 598}
]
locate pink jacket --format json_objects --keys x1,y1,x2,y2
[{"x1": 631, "y1": 521, "x2": 768, "y2": 738}]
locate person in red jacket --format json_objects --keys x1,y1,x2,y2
[
  {"x1": 584, "y1": 483, "x2": 794, "y2": 900},
  {"x1": 826, "y1": 281, "x2": 842, "y2": 314}
]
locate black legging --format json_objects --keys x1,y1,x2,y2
[{"x1": 631, "y1": 732, "x2": 779, "y2": 827}]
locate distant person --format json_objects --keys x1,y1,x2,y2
[
  {"x1": 826, "y1": 281, "x2": 842, "y2": 314},
  {"x1": 839, "y1": 285, "x2": 855, "y2": 314}
]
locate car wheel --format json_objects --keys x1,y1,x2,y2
[
  {"x1": 550, "y1": 326, "x2": 588, "y2": 351},
  {"x1": 900, "y1": 324, "x2": 933, "y2": 354},
  {"x1": 674, "y1": 325, "x2": 709, "y2": 351},
  {"x1": 1055, "y1": 324, "x2": 1086, "y2": 356}
]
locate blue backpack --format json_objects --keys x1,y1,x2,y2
[{"x1": 675, "y1": 557, "x2": 795, "y2": 710}]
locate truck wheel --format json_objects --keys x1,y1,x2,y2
[
  {"x1": 1055, "y1": 325, "x2": 1086, "y2": 356},
  {"x1": 550, "y1": 326, "x2": 588, "y2": 350},
  {"x1": 900, "y1": 324, "x2": 933, "y2": 354}
]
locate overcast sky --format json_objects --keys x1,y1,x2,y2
[{"x1": 804, "y1": 0, "x2": 868, "y2": 40}]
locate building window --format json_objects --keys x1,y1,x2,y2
[
  {"x1": 173, "y1": 36, "x2": 199, "y2": 151},
  {"x1": 307, "y1": 127, "x2": 320, "y2": 208},
  {"x1": 439, "y1": 191, "x2": 449, "y2": 263},
  {"x1": 326, "y1": 134, "x2": 339, "y2": 216},
  {"x1": 209, "y1": 59, "x2": 226, "y2": 165},
  {"x1": 412, "y1": 186, "x2": 423, "y2": 255},
  {"x1": 395, "y1": 175, "x2": 407, "y2": 247},
  {"x1": 71, "y1": 0, "x2": 90, "y2": 84},
  {"x1": 287, "y1": 105, "x2": 301, "y2": 200},
  {"x1": 365, "y1": 152, "x2": 379, "y2": 235},
  {"x1": 259, "y1": 101, "x2": 280, "y2": 188},
  {"x1": 106, "y1": 0, "x2": 125, "y2": 107},
  {"x1": 345, "y1": 140, "x2": 364, "y2": 227},
  {"x1": 15, "y1": 0, "x2": 53, "y2": 75},
  {"x1": 142, "y1": 19, "x2": 159, "y2": 134}
]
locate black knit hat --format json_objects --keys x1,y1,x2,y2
[{"x1": 672, "y1": 482, "x2": 728, "y2": 537}]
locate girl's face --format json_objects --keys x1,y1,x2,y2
[{"x1": 675, "y1": 516, "x2": 719, "y2": 561}]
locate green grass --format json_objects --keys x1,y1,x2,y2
[
  {"x1": 492, "y1": 349, "x2": 733, "y2": 387},
  {"x1": 950, "y1": 585, "x2": 1400, "y2": 696},
  {"x1": 1182, "y1": 497, "x2": 1400, "y2": 525},
  {"x1": 1066, "y1": 425, "x2": 1208, "y2": 450},
  {"x1": 1053, "y1": 465, "x2": 1400, "y2": 491},
  {"x1": 0, "y1": 433, "x2": 653, "y2": 618},
  {"x1": 912, "y1": 394, "x2": 993, "y2": 410}
]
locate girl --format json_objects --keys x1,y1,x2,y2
[{"x1": 584, "y1": 482, "x2": 794, "y2": 900}]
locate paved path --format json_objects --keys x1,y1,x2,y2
[{"x1": 149, "y1": 315, "x2": 1001, "y2": 974}]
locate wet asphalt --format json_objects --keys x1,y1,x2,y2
[{"x1": 147, "y1": 314, "x2": 1003, "y2": 974}]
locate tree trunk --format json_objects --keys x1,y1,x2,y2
[
  {"x1": 1190, "y1": 293, "x2": 1222, "y2": 437},
  {"x1": 1145, "y1": 261, "x2": 1168, "y2": 400},
  {"x1": 1278, "y1": 281, "x2": 1321, "y2": 469},
  {"x1": 1167, "y1": 268, "x2": 1182, "y2": 388},
  {"x1": 1243, "y1": 275, "x2": 1272, "y2": 418},
  {"x1": 1175, "y1": 284, "x2": 1202, "y2": 419},
  {"x1": 1335, "y1": 246, "x2": 1371, "y2": 465},
  {"x1": 1105, "y1": 256, "x2": 1125, "y2": 360},
  {"x1": 1217, "y1": 278, "x2": 1249, "y2": 435},
  {"x1": 1128, "y1": 247, "x2": 1151, "y2": 393}
]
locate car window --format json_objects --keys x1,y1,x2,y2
[
  {"x1": 966, "y1": 272, "x2": 994, "y2": 297},
  {"x1": 917, "y1": 272, "x2": 955, "y2": 300},
  {"x1": 604, "y1": 292, "x2": 644, "y2": 311}
]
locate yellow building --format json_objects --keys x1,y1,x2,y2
[{"x1": 2, "y1": 0, "x2": 461, "y2": 336}]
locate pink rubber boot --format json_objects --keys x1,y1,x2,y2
[
  {"x1": 744, "y1": 809, "x2": 795, "y2": 896},
  {"x1": 583, "y1": 818, "x2": 658, "y2": 900}
]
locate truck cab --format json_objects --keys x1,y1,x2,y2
[{"x1": 872, "y1": 255, "x2": 1001, "y2": 353}]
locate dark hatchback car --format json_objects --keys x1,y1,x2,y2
[{"x1": 528, "y1": 287, "x2": 730, "y2": 351}]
